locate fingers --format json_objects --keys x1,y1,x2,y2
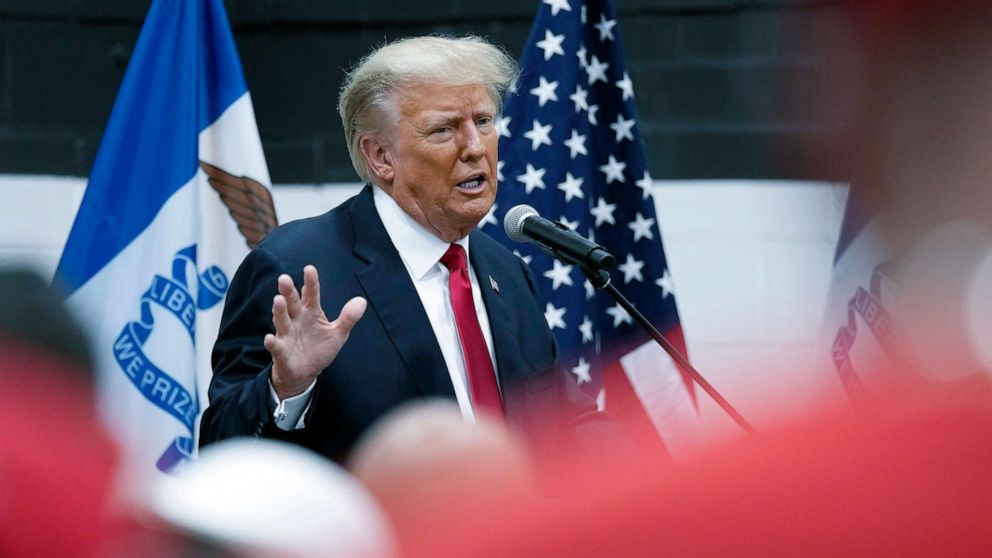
[
  {"x1": 301, "y1": 265, "x2": 321, "y2": 309},
  {"x1": 277, "y1": 274, "x2": 303, "y2": 319},
  {"x1": 263, "y1": 333, "x2": 283, "y2": 357},
  {"x1": 271, "y1": 294, "x2": 292, "y2": 334},
  {"x1": 334, "y1": 296, "x2": 368, "y2": 332}
]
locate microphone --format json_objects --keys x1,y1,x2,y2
[{"x1": 503, "y1": 205, "x2": 615, "y2": 271}]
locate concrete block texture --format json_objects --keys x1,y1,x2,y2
[{"x1": 0, "y1": 0, "x2": 856, "y2": 183}]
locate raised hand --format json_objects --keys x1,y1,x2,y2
[{"x1": 264, "y1": 265, "x2": 367, "y2": 399}]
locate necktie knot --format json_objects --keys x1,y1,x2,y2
[{"x1": 440, "y1": 243, "x2": 467, "y2": 272}]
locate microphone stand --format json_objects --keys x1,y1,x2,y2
[{"x1": 581, "y1": 266, "x2": 756, "y2": 435}]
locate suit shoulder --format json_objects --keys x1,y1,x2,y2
[
  {"x1": 471, "y1": 229, "x2": 519, "y2": 261},
  {"x1": 471, "y1": 229, "x2": 537, "y2": 286},
  {"x1": 254, "y1": 193, "x2": 358, "y2": 255}
]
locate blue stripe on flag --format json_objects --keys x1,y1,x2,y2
[
  {"x1": 833, "y1": 186, "x2": 872, "y2": 263},
  {"x1": 55, "y1": 0, "x2": 246, "y2": 293}
]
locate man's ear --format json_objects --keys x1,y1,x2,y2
[{"x1": 360, "y1": 135, "x2": 394, "y2": 185}]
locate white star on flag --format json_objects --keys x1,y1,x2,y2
[
  {"x1": 523, "y1": 119, "x2": 553, "y2": 151},
  {"x1": 495, "y1": 115, "x2": 512, "y2": 138},
  {"x1": 479, "y1": 202, "x2": 499, "y2": 228},
  {"x1": 598, "y1": 154, "x2": 626, "y2": 184},
  {"x1": 563, "y1": 129, "x2": 588, "y2": 159},
  {"x1": 617, "y1": 253, "x2": 645, "y2": 283},
  {"x1": 513, "y1": 250, "x2": 533, "y2": 265},
  {"x1": 544, "y1": 302, "x2": 567, "y2": 330},
  {"x1": 570, "y1": 84, "x2": 589, "y2": 112},
  {"x1": 571, "y1": 357, "x2": 592, "y2": 384},
  {"x1": 529, "y1": 76, "x2": 559, "y2": 107},
  {"x1": 616, "y1": 71, "x2": 634, "y2": 100},
  {"x1": 496, "y1": 160, "x2": 505, "y2": 182},
  {"x1": 635, "y1": 170, "x2": 653, "y2": 200},
  {"x1": 557, "y1": 171, "x2": 585, "y2": 201},
  {"x1": 586, "y1": 55, "x2": 610, "y2": 84},
  {"x1": 609, "y1": 113, "x2": 635, "y2": 143},
  {"x1": 558, "y1": 215, "x2": 579, "y2": 231},
  {"x1": 587, "y1": 104, "x2": 599, "y2": 125},
  {"x1": 627, "y1": 212, "x2": 656, "y2": 242},
  {"x1": 590, "y1": 196, "x2": 617, "y2": 227},
  {"x1": 583, "y1": 278, "x2": 595, "y2": 300},
  {"x1": 536, "y1": 29, "x2": 566, "y2": 60},
  {"x1": 605, "y1": 303, "x2": 633, "y2": 327},
  {"x1": 543, "y1": 259, "x2": 575, "y2": 290},
  {"x1": 516, "y1": 163, "x2": 546, "y2": 194},
  {"x1": 594, "y1": 14, "x2": 617, "y2": 41},
  {"x1": 542, "y1": 0, "x2": 571, "y2": 16},
  {"x1": 579, "y1": 315, "x2": 594, "y2": 343},
  {"x1": 656, "y1": 269, "x2": 674, "y2": 298}
]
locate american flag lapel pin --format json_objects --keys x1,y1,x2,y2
[{"x1": 489, "y1": 275, "x2": 499, "y2": 293}]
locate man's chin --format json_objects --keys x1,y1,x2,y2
[
  {"x1": 470, "y1": 199, "x2": 496, "y2": 224},
  {"x1": 444, "y1": 210, "x2": 492, "y2": 238}
]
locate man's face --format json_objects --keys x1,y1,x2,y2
[{"x1": 370, "y1": 82, "x2": 499, "y2": 242}]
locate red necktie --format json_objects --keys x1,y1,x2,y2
[{"x1": 440, "y1": 244, "x2": 503, "y2": 417}]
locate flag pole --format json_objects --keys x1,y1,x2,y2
[{"x1": 583, "y1": 267, "x2": 756, "y2": 435}]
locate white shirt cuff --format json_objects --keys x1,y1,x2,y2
[{"x1": 269, "y1": 379, "x2": 316, "y2": 431}]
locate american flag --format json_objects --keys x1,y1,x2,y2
[{"x1": 483, "y1": 0, "x2": 699, "y2": 453}]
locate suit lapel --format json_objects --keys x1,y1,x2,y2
[
  {"x1": 469, "y1": 231, "x2": 526, "y2": 387},
  {"x1": 349, "y1": 187, "x2": 455, "y2": 399}
]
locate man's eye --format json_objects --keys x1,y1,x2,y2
[
  {"x1": 477, "y1": 117, "x2": 493, "y2": 127},
  {"x1": 432, "y1": 127, "x2": 452, "y2": 135}
]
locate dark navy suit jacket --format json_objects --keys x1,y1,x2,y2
[{"x1": 199, "y1": 186, "x2": 592, "y2": 462}]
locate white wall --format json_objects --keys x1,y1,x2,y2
[
  {"x1": 656, "y1": 181, "x2": 847, "y2": 439},
  {"x1": 0, "y1": 175, "x2": 87, "y2": 275},
  {"x1": 0, "y1": 175, "x2": 847, "y2": 441}
]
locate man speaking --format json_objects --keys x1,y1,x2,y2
[{"x1": 199, "y1": 35, "x2": 599, "y2": 462}]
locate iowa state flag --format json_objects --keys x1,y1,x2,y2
[
  {"x1": 55, "y1": 0, "x2": 276, "y2": 484},
  {"x1": 488, "y1": 0, "x2": 699, "y2": 456}
]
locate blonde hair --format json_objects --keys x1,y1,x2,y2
[{"x1": 338, "y1": 35, "x2": 518, "y2": 183}]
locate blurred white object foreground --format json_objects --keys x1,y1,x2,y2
[{"x1": 151, "y1": 439, "x2": 394, "y2": 558}]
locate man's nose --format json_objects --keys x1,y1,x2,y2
[{"x1": 460, "y1": 124, "x2": 487, "y2": 161}]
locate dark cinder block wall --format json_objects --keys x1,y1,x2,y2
[{"x1": 0, "y1": 0, "x2": 855, "y2": 183}]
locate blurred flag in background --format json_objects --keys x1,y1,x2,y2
[
  {"x1": 54, "y1": 0, "x2": 275, "y2": 486},
  {"x1": 488, "y1": 0, "x2": 698, "y2": 456},
  {"x1": 819, "y1": 189, "x2": 894, "y2": 405}
]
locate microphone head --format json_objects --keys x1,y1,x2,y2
[{"x1": 503, "y1": 205, "x2": 539, "y2": 243}]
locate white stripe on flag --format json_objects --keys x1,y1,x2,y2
[{"x1": 620, "y1": 342, "x2": 700, "y2": 457}]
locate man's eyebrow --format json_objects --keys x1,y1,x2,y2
[
  {"x1": 417, "y1": 112, "x2": 461, "y2": 128},
  {"x1": 417, "y1": 105, "x2": 496, "y2": 129}
]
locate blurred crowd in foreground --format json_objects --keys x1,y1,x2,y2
[{"x1": 4, "y1": 0, "x2": 992, "y2": 556}]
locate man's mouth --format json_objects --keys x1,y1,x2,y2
[{"x1": 456, "y1": 175, "x2": 487, "y2": 193}]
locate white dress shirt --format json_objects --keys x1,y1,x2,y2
[{"x1": 270, "y1": 186, "x2": 498, "y2": 429}]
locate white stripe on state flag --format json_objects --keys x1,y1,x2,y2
[{"x1": 195, "y1": 93, "x2": 275, "y2": 405}]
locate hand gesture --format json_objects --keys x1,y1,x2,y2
[{"x1": 264, "y1": 265, "x2": 367, "y2": 399}]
